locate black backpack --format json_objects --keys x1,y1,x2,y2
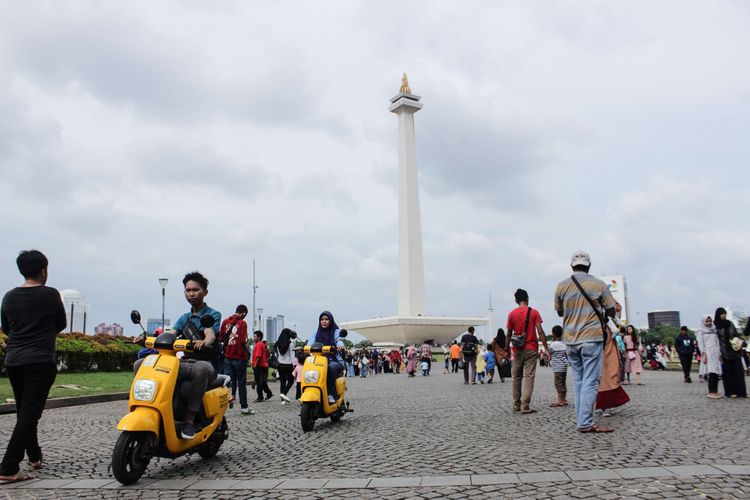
[{"x1": 462, "y1": 337, "x2": 477, "y2": 355}]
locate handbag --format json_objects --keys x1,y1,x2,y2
[
  {"x1": 627, "y1": 351, "x2": 637, "y2": 360},
  {"x1": 570, "y1": 275, "x2": 608, "y2": 344},
  {"x1": 458, "y1": 359, "x2": 465, "y2": 370},
  {"x1": 510, "y1": 307, "x2": 532, "y2": 348},
  {"x1": 268, "y1": 352, "x2": 280, "y2": 369}
]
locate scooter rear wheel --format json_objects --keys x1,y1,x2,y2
[
  {"x1": 300, "y1": 402, "x2": 316, "y2": 432},
  {"x1": 112, "y1": 431, "x2": 152, "y2": 485}
]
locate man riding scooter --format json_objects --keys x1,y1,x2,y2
[
  {"x1": 135, "y1": 271, "x2": 221, "y2": 439},
  {"x1": 311, "y1": 311, "x2": 345, "y2": 405}
]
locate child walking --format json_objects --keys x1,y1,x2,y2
[
  {"x1": 476, "y1": 349, "x2": 486, "y2": 384},
  {"x1": 483, "y1": 346, "x2": 496, "y2": 384},
  {"x1": 292, "y1": 350, "x2": 305, "y2": 402},
  {"x1": 548, "y1": 325, "x2": 569, "y2": 407}
]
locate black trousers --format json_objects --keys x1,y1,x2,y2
[
  {"x1": 1, "y1": 363, "x2": 56, "y2": 476},
  {"x1": 722, "y1": 358, "x2": 747, "y2": 397},
  {"x1": 708, "y1": 372, "x2": 719, "y2": 394},
  {"x1": 278, "y1": 364, "x2": 294, "y2": 396},
  {"x1": 327, "y1": 359, "x2": 343, "y2": 399},
  {"x1": 451, "y1": 359, "x2": 459, "y2": 372},
  {"x1": 253, "y1": 367, "x2": 272, "y2": 400},
  {"x1": 678, "y1": 353, "x2": 693, "y2": 380}
]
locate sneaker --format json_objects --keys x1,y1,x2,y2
[
  {"x1": 252, "y1": 398, "x2": 263, "y2": 403},
  {"x1": 280, "y1": 394, "x2": 291, "y2": 403},
  {"x1": 602, "y1": 410, "x2": 612, "y2": 417},
  {"x1": 181, "y1": 421, "x2": 197, "y2": 439},
  {"x1": 240, "y1": 407, "x2": 255, "y2": 415},
  {"x1": 281, "y1": 401, "x2": 286, "y2": 406},
  {"x1": 328, "y1": 395, "x2": 337, "y2": 404},
  {"x1": 265, "y1": 394, "x2": 273, "y2": 401}
]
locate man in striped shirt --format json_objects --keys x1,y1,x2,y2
[{"x1": 554, "y1": 251, "x2": 616, "y2": 433}]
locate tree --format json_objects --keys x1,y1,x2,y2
[{"x1": 356, "y1": 340, "x2": 373, "y2": 349}]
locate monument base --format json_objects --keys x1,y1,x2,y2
[{"x1": 340, "y1": 315, "x2": 488, "y2": 346}]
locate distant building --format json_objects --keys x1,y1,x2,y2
[
  {"x1": 147, "y1": 318, "x2": 171, "y2": 333},
  {"x1": 647, "y1": 310, "x2": 681, "y2": 330},
  {"x1": 94, "y1": 323, "x2": 125, "y2": 336},
  {"x1": 60, "y1": 289, "x2": 89, "y2": 333},
  {"x1": 264, "y1": 314, "x2": 285, "y2": 344}
]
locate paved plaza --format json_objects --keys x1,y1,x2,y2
[{"x1": 1, "y1": 368, "x2": 749, "y2": 498}]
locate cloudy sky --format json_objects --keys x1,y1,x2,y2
[{"x1": 1, "y1": 1, "x2": 748, "y2": 339}]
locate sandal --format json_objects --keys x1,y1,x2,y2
[
  {"x1": 29, "y1": 459, "x2": 42, "y2": 470},
  {"x1": 0, "y1": 471, "x2": 33, "y2": 484},
  {"x1": 578, "y1": 424, "x2": 614, "y2": 433},
  {"x1": 549, "y1": 402, "x2": 564, "y2": 407},
  {"x1": 521, "y1": 407, "x2": 538, "y2": 414}
]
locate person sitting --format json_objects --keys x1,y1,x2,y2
[{"x1": 311, "y1": 311, "x2": 345, "y2": 404}]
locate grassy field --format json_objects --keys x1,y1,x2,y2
[{"x1": 0, "y1": 371, "x2": 135, "y2": 402}]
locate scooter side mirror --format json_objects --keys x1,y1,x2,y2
[
  {"x1": 339, "y1": 329, "x2": 348, "y2": 338},
  {"x1": 130, "y1": 310, "x2": 142, "y2": 325},
  {"x1": 200, "y1": 315, "x2": 215, "y2": 328}
]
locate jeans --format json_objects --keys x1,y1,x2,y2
[
  {"x1": 1, "y1": 363, "x2": 57, "y2": 476},
  {"x1": 253, "y1": 366, "x2": 272, "y2": 400},
  {"x1": 360, "y1": 364, "x2": 368, "y2": 377},
  {"x1": 511, "y1": 350, "x2": 539, "y2": 407},
  {"x1": 462, "y1": 356, "x2": 477, "y2": 383},
  {"x1": 327, "y1": 359, "x2": 343, "y2": 399},
  {"x1": 420, "y1": 357, "x2": 431, "y2": 375},
  {"x1": 277, "y1": 364, "x2": 294, "y2": 397},
  {"x1": 566, "y1": 341, "x2": 603, "y2": 429},
  {"x1": 223, "y1": 358, "x2": 248, "y2": 409}
]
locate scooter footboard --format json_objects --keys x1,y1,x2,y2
[{"x1": 116, "y1": 407, "x2": 161, "y2": 434}]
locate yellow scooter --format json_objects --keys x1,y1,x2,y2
[
  {"x1": 299, "y1": 330, "x2": 352, "y2": 432},
  {"x1": 111, "y1": 311, "x2": 231, "y2": 485}
]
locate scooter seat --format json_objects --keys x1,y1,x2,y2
[{"x1": 207, "y1": 374, "x2": 229, "y2": 391}]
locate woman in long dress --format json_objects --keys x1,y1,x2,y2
[
  {"x1": 623, "y1": 325, "x2": 643, "y2": 385},
  {"x1": 714, "y1": 307, "x2": 747, "y2": 398},
  {"x1": 405, "y1": 345, "x2": 418, "y2": 377},
  {"x1": 696, "y1": 315, "x2": 722, "y2": 399}
]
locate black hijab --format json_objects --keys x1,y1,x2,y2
[
  {"x1": 314, "y1": 310, "x2": 339, "y2": 347},
  {"x1": 276, "y1": 328, "x2": 295, "y2": 356},
  {"x1": 714, "y1": 307, "x2": 731, "y2": 330},
  {"x1": 494, "y1": 328, "x2": 506, "y2": 349}
]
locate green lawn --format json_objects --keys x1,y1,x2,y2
[{"x1": 0, "y1": 371, "x2": 134, "y2": 402}]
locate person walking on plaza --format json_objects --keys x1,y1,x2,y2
[
  {"x1": 442, "y1": 344, "x2": 450, "y2": 373},
  {"x1": 461, "y1": 327, "x2": 480, "y2": 384},
  {"x1": 614, "y1": 327, "x2": 627, "y2": 383},
  {"x1": 450, "y1": 341, "x2": 461, "y2": 373},
  {"x1": 623, "y1": 325, "x2": 643, "y2": 385},
  {"x1": 419, "y1": 340, "x2": 432, "y2": 376},
  {"x1": 714, "y1": 307, "x2": 747, "y2": 398},
  {"x1": 483, "y1": 344, "x2": 496, "y2": 383},
  {"x1": 251, "y1": 330, "x2": 273, "y2": 402},
  {"x1": 0, "y1": 250, "x2": 66, "y2": 483},
  {"x1": 554, "y1": 251, "x2": 616, "y2": 433},
  {"x1": 548, "y1": 325, "x2": 569, "y2": 407},
  {"x1": 675, "y1": 326, "x2": 695, "y2": 383},
  {"x1": 476, "y1": 348, "x2": 486, "y2": 383},
  {"x1": 505, "y1": 289, "x2": 549, "y2": 413},
  {"x1": 492, "y1": 329, "x2": 510, "y2": 383},
  {"x1": 275, "y1": 328, "x2": 297, "y2": 404},
  {"x1": 405, "y1": 344, "x2": 418, "y2": 377},
  {"x1": 220, "y1": 305, "x2": 253, "y2": 414},
  {"x1": 696, "y1": 316, "x2": 722, "y2": 399}
]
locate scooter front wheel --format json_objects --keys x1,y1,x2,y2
[
  {"x1": 112, "y1": 431, "x2": 153, "y2": 485},
  {"x1": 300, "y1": 402, "x2": 317, "y2": 432}
]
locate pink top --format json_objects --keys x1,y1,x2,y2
[{"x1": 293, "y1": 364, "x2": 303, "y2": 383}]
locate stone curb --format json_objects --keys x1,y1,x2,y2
[
  {"x1": 2, "y1": 464, "x2": 748, "y2": 491},
  {"x1": 0, "y1": 392, "x2": 129, "y2": 415}
]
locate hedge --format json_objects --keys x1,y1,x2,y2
[{"x1": 0, "y1": 331, "x2": 141, "y2": 373}]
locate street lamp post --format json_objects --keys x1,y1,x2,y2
[
  {"x1": 158, "y1": 278, "x2": 169, "y2": 332},
  {"x1": 258, "y1": 307, "x2": 263, "y2": 333}
]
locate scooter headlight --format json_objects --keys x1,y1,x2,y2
[
  {"x1": 304, "y1": 370, "x2": 319, "y2": 383},
  {"x1": 133, "y1": 379, "x2": 157, "y2": 402}
]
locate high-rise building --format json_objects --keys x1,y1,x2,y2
[
  {"x1": 94, "y1": 323, "x2": 125, "y2": 336},
  {"x1": 60, "y1": 289, "x2": 89, "y2": 333},
  {"x1": 647, "y1": 310, "x2": 681, "y2": 330},
  {"x1": 264, "y1": 314, "x2": 285, "y2": 344}
]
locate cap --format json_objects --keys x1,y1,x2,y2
[{"x1": 571, "y1": 251, "x2": 591, "y2": 267}]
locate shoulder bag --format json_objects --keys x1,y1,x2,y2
[
  {"x1": 510, "y1": 307, "x2": 532, "y2": 348},
  {"x1": 570, "y1": 275, "x2": 607, "y2": 344}
]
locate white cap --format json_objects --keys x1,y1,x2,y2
[{"x1": 571, "y1": 251, "x2": 591, "y2": 267}]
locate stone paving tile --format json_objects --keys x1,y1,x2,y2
[
  {"x1": 99, "y1": 478, "x2": 158, "y2": 489},
  {"x1": 470, "y1": 473, "x2": 519, "y2": 485},
  {"x1": 565, "y1": 469, "x2": 620, "y2": 481},
  {"x1": 420, "y1": 475, "x2": 471, "y2": 487},
  {"x1": 369, "y1": 476, "x2": 421, "y2": 488},
  {"x1": 714, "y1": 464, "x2": 750, "y2": 475},
  {"x1": 664, "y1": 464, "x2": 724, "y2": 476},
  {"x1": 58, "y1": 478, "x2": 115, "y2": 488},
  {"x1": 517, "y1": 471, "x2": 569, "y2": 483},
  {"x1": 17, "y1": 478, "x2": 77, "y2": 489},
  {"x1": 276, "y1": 478, "x2": 327, "y2": 489},
  {"x1": 143, "y1": 478, "x2": 200, "y2": 489},
  {"x1": 186, "y1": 479, "x2": 242, "y2": 489},
  {"x1": 614, "y1": 466, "x2": 674, "y2": 479},
  {"x1": 323, "y1": 478, "x2": 371, "y2": 488},
  {"x1": 232, "y1": 479, "x2": 284, "y2": 489}
]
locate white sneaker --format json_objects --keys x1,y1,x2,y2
[
  {"x1": 240, "y1": 408, "x2": 255, "y2": 415},
  {"x1": 280, "y1": 394, "x2": 291, "y2": 403},
  {"x1": 281, "y1": 401, "x2": 286, "y2": 406}
]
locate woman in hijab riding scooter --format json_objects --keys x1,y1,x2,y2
[{"x1": 311, "y1": 311, "x2": 345, "y2": 405}]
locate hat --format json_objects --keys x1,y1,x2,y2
[{"x1": 571, "y1": 251, "x2": 591, "y2": 267}]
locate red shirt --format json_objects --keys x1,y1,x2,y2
[
  {"x1": 220, "y1": 315, "x2": 248, "y2": 361},
  {"x1": 251, "y1": 340, "x2": 268, "y2": 368},
  {"x1": 506, "y1": 306, "x2": 542, "y2": 352}
]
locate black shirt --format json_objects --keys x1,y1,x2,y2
[
  {"x1": 461, "y1": 333, "x2": 479, "y2": 358},
  {"x1": 1, "y1": 286, "x2": 66, "y2": 366}
]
